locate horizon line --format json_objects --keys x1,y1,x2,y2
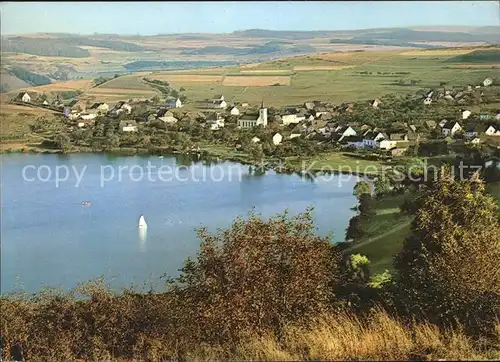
[{"x1": 2, "y1": 24, "x2": 497, "y2": 37}]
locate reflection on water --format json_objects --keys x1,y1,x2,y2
[{"x1": 138, "y1": 228, "x2": 147, "y2": 253}]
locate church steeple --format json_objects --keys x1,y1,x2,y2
[{"x1": 260, "y1": 100, "x2": 264, "y2": 109}]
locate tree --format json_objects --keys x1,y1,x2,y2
[
  {"x1": 106, "y1": 135, "x2": 120, "y2": 150},
  {"x1": 54, "y1": 132, "x2": 71, "y2": 152},
  {"x1": 151, "y1": 95, "x2": 160, "y2": 104},
  {"x1": 353, "y1": 181, "x2": 371, "y2": 199},
  {"x1": 345, "y1": 215, "x2": 365, "y2": 241},
  {"x1": 393, "y1": 169, "x2": 500, "y2": 336},
  {"x1": 358, "y1": 193, "x2": 376, "y2": 218},
  {"x1": 374, "y1": 176, "x2": 392, "y2": 198},
  {"x1": 70, "y1": 128, "x2": 85, "y2": 146},
  {"x1": 247, "y1": 143, "x2": 264, "y2": 163}
]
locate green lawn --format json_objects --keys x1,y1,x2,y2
[{"x1": 346, "y1": 193, "x2": 413, "y2": 274}]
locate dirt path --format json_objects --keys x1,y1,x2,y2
[{"x1": 347, "y1": 218, "x2": 413, "y2": 251}]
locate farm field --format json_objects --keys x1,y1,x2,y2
[
  {"x1": 128, "y1": 47, "x2": 497, "y2": 107},
  {"x1": 222, "y1": 75, "x2": 291, "y2": 86},
  {"x1": 3, "y1": 46, "x2": 498, "y2": 108}
]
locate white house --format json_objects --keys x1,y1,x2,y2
[
  {"x1": 251, "y1": 136, "x2": 261, "y2": 143},
  {"x1": 281, "y1": 114, "x2": 306, "y2": 126},
  {"x1": 344, "y1": 136, "x2": 364, "y2": 150},
  {"x1": 121, "y1": 121, "x2": 138, "y2": 132},
  {"x1": 68, "y1": 112, "x2": 81, "y2": 121},
  {"x1": 371, "y1": 98, "x2": 381, "y2": 108},
  {"x1": 336, "y1": 126, "x2": 357, "y2": 142},
  {"x1": 166, "y1": 98, "x2": 182, "y2": 108},
  {"x1": 438, "y1": 119, "x2": 448, "y2": 129},
  {"x1": 157, "y1": 109, "x2": 178, "y2": 123},
  {"x1": 19, "y1": 92, "x2": 31, "y2": 103},
  {"x1": 486, "y1": 125, "x2": 498, "y2": 136},
  {"x1": 462, "y1": 110, "x2": 472, "y2": 120},
  {"x1": 77, "y1": 120, "x2": 92, "y2": 128},
  {"x1": 79, "y1": 113, "x2": 97, "y2": 121},
  {"x1": 42, "y1": 100, "x2": 49, "y2": 106},
  {"x1": 363, "y1": 131, "x2": 386, "y2": 148},
  {"x1": 442, "y1": 121, "x2": 462, "y2": 137},
  {"x1": 272, "y1": 133, "x2": 283, "y2": 146},
  {"x1": 423, "y1": 97, "x2": 432, "y2": 105},
  {"x1": 483, "y1": 77, "x2": 493, "y2": 87},
  {"x1": 213, "y1": 99, "x2": 227, "y2": 109},
  {"x1": 90, "y1": 102, "x2": 109, "y2": 114},
  {"x1": 379, "y1": 139, "x2": 397, "y2": 150},
  {"x1": 206, "y1": 113, "x2": 225, "y2": 130},
  {"x1": 112, "y1": 101, "x2": 132, "y2": 115},
  {"x1": 159, "y1": 115, "x2": 178, "y2": 124},
  {"x1": 230, "y1": 106, "x2": 240, "y2": 116},
  {"x1": 213, "y1": 94, "x2": 224, "y2": 102},
  {"x1": 237, "y1": 103, "x2": 268, "y2": 128}
]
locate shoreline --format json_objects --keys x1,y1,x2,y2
[{"x1": 0, "y1": 144, "x2": 385, "y2": 178}]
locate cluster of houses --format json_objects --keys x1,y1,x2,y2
[
  {"x1": 13, "y1": 74, "x2": 499, "y2": 155},
  {"x1": 422, "y1": 77, "x2": 494, "y2": 106},
  {"x1": 428, "y1": 116, "x2": 500, "y2": 143}
]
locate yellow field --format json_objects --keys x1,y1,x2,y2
[
  {"x1": 21, "y1": 79, "x2": 95, "y2": 93},
  {"x1": 84, "y1": 88, "x2": 157, "y2": 95},
  {"x1": 240, "y1": 69, "x2": 292, "y2": 74},
  {"x1": 399, "y1": 49, "x2": 475, "y2": 56},
  {"x1": 222, "y1": 75, "x2": 291, "y2": 86},
  {"x1": 293, "y1": 65, "x2": 355, "y2": 71},
  {"x1": 447, "y1": 63, "x2": 500, "y2": 69},
  {"x1": 0, "y1": 103, "x2": 54, "y2": 115},
  {"x1": 149, "y1": 74, "x2": 223, "y2": 83}
]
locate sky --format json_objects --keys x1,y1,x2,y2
[{"x1": 1, "y1": 1, "x2": 499, "y2": 35}]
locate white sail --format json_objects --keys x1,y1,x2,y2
[{"x1": 138, "y1": 215, "x2": 148, "y2": 228}]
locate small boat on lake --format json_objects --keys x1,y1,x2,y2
[
  {"x1": 138, "y1": 215, "x2": 148, "y2": 229},
  {"x1": 81, "y1": 201, "x2": 91, "y2": 206}
]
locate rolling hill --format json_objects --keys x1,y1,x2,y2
[{"x1": 1, "y1": 26, "x2": 498, "y2": 93}]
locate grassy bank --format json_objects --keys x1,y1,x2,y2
[{"x1": 346, "y1": 194, "x2": 413, "y2": 274}]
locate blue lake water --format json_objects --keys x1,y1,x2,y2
[{"x1": 1, "y1": 153, "x2": 359, "y2": 293}]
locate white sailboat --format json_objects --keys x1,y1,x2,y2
[{"x1": 138, "y1": 215, "x2": 148, "y2": 229}]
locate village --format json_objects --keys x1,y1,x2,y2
[{"x1": 10, "y1": 75, "x2": 500, "y2": 165}]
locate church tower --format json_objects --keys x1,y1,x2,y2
[{"x1": 259, "y1": 100, "x2": 268, "y2": 127}]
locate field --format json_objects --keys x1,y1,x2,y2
[
  {"x1": 222, "y1": 75, "x2": 291, "y2": 86},
  {"x1": 2, "y1": 46, "x2": 497, "y2": 108},
  {"x1": 20, "y1": 79, "x2": 95, "y2": 93},
  {"x1": 149, "y1": 74, "x2": 223, "y2": 83},
  {"x1": 120, "y1": 47, "x2": 495, "y2": 107},
  {"x1": 77, "y1": 74, "x2": 160, "y2": 102},
  {"x1": 293, "y1": 65, "x2": 355, "y2": 71}
]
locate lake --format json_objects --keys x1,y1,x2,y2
[{"x1": 1, "y1": 153, "x2": 359, "y2": 293}]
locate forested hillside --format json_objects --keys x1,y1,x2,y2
[
  {"x1": 2, "y1": 37, "x2": 90, "y2": 57},
  {"x1": 7, "y1": 67, "x2": 52, "y2": 86},
  {"x1": 2, "y1": 36, "x2": 147, "y2": 58},
  {"x1": 447, "y1": 49, "x2": 500, "y2": 63}
]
